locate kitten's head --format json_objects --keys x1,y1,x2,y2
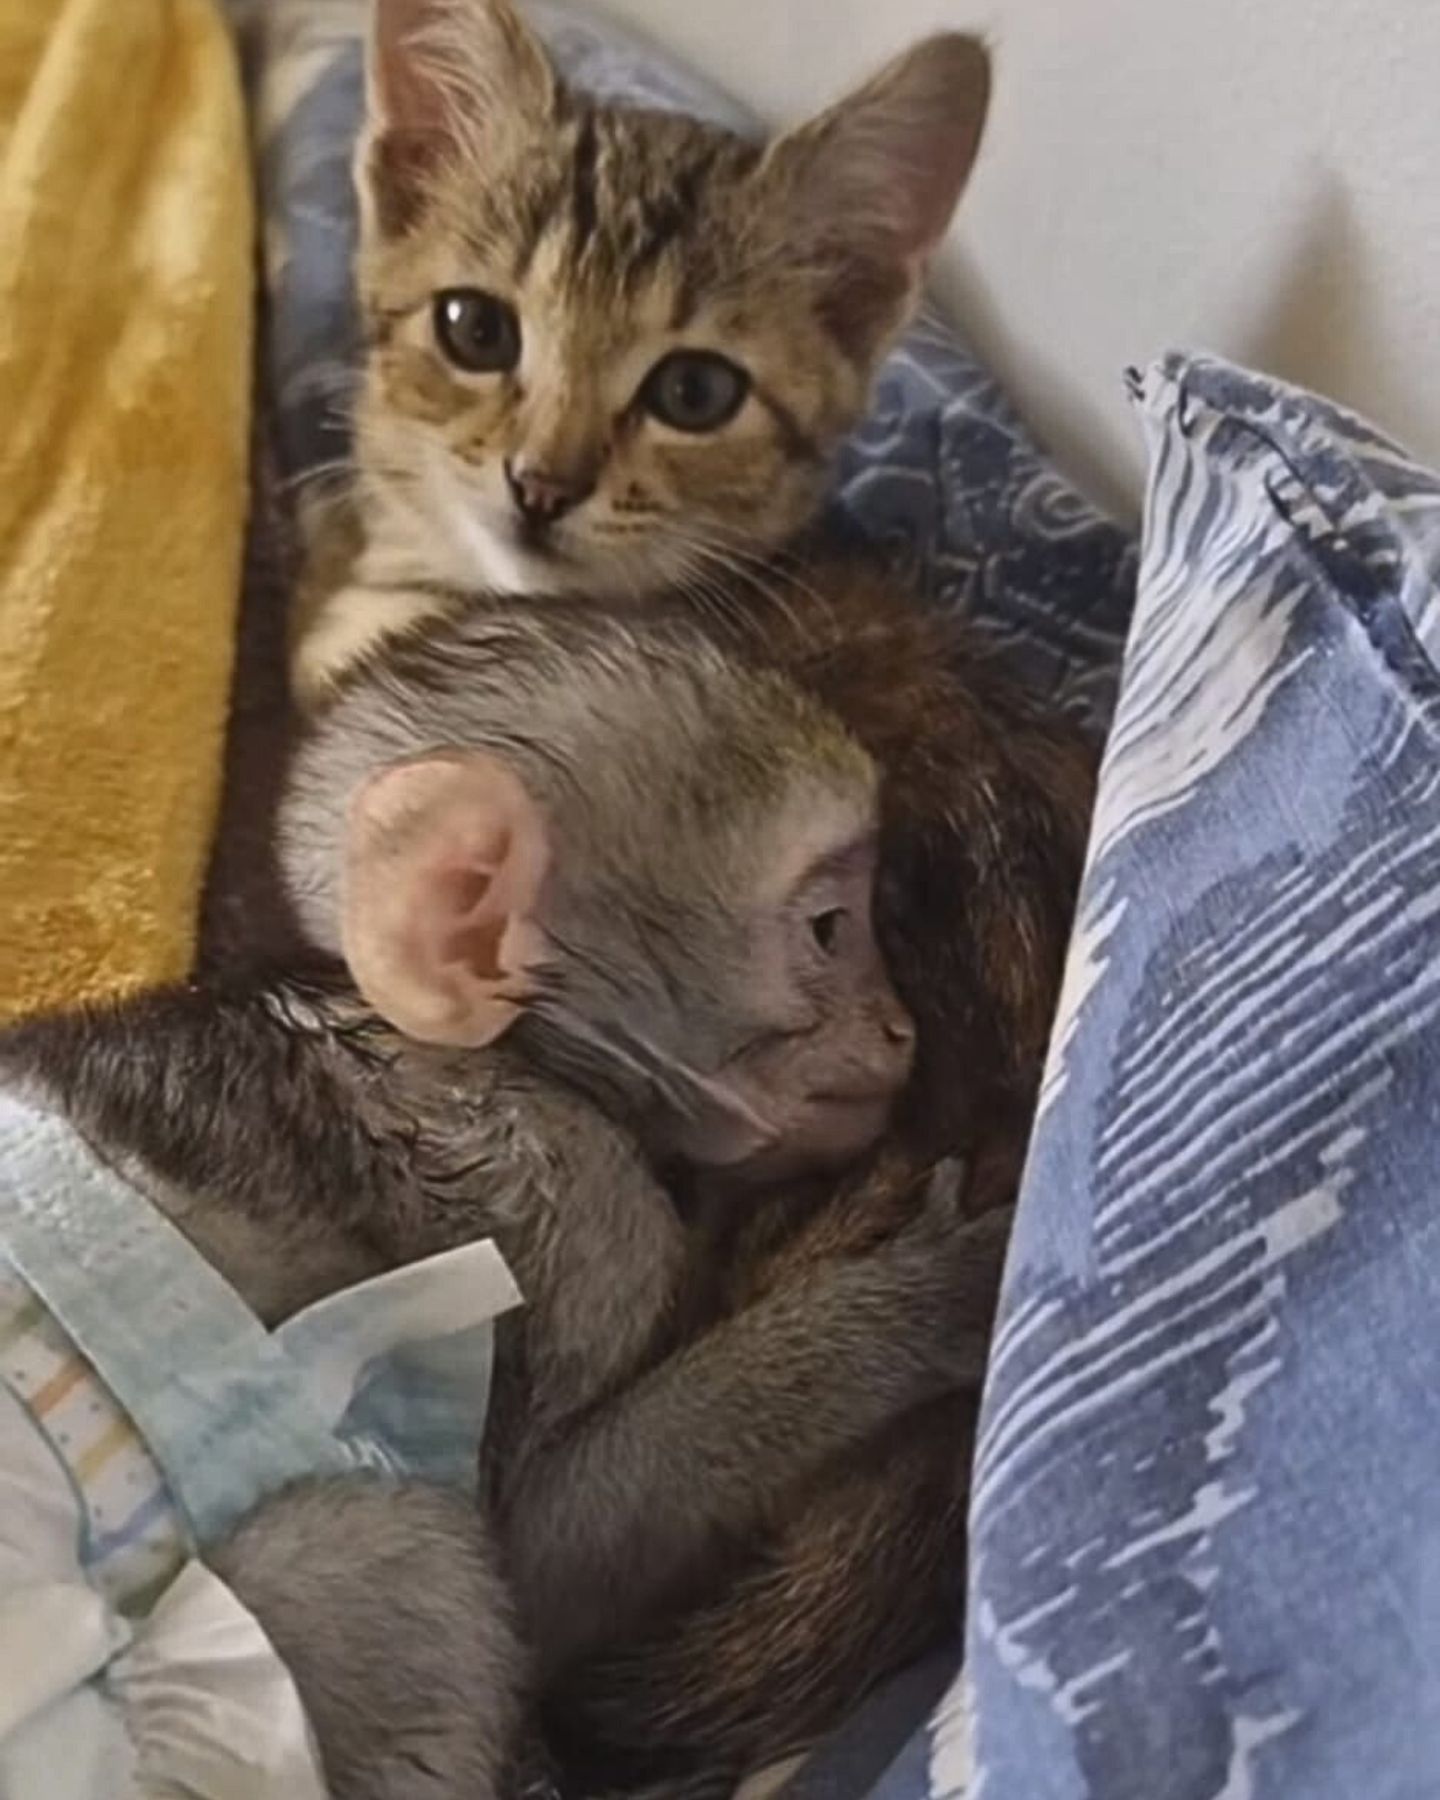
[{"x1": 352, "y1": 0, "x2": 989, "y2": 599}]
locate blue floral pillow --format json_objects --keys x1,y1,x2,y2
[
  {"x1": 250, "y1": 0, "x2": 1135, "y2": 739},
  {"x1": 911, "y1": 353, "x2": 1440, "y2": 1800}
]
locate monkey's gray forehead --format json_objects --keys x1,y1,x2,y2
[{"x1": 277, "y1": 611, "x2": 879, "y2": 946}]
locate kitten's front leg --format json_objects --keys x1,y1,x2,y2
[{"x1": 291, "y1": 582, "x2": 457, "y2": 704}]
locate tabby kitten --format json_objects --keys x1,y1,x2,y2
[{"x1": 293, "y1": 0, "x2": 989, "y2": 695}]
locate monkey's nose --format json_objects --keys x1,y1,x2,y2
[
  {"x1": 876, "y1": 1003, "x2": 917, "y2": 1086},
  {"x1": 504, "y1": 459, "x2": 593, "y2": 529},
  {"x1": 882, "y1": 1003, "x2": 916, "y2": 1048}
]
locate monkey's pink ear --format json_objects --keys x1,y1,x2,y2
[
  {"x1": 342, "y1": 754, "x2": 550, "y2": 1048},
  {"x1": 362, "y1": 0, "x2": 556, "y2": 236},
  {"x1": 762, "y1": 34, "x2": 990, "y2": 355}
]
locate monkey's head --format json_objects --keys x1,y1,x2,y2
[{"x1": 282, "y1": 617, "x2": 915, "y2": 1178}]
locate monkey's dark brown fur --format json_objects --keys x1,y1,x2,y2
[
  {"x1": 730, "y1": 558, "x2": 1097, "y2": 1151},
  {"x1": 538, "y1": 565, "x2": 1096, "y2": 1795}
]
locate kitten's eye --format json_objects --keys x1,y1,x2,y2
[
  {"x1": 641, "y1": 352, "x2": 749, "y2": 433},
  {"x1": 432, "y1": 288, "x2": 521, "y2": 374},
  {"x1": 809, "y1": 908, "x2": 847, "y2": 956}
]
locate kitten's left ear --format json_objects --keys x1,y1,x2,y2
[
  {"x1": 362, "y1": 0, "x2": 557, "y2": 238},
  {"x1": 762, "y1": 34, "x2": 990, "y2": 354}
]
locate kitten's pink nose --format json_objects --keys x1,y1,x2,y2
[{"x1": 504, "y1": 458, "x2": 593, "y2": 529}]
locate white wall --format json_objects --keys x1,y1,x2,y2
[{"x1": 594, "y1": 0, "x2": 1440, "y2": 520}]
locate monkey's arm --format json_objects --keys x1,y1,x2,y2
[
  {"x1": 0, "y1": 982, "x2": 393, "y2": 1319},
  {"x1": 548, "y1": 1147, "x2": 1016, "y2": 1790},
  {"x1": 500, "y1": 1192, "x2": 1009, "y2": 1673},
  {"x1": 210, "y1": 1477, "x2": 525, "y2": 1800},
  {"x1": 394, "y1": 1062, "x2": 692, "y2": 1434},
  {"x1": 718, "y1": 1136, "x2": 1022, "y2": 1309},
  {"x1": 549, "y1": 1393, "x2": 976, "y2": 1794}
]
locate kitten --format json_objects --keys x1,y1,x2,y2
[{"x1": 292, "y1": 0, "x2": 989, "y2": 696}]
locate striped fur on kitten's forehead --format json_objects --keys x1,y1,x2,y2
[{"x1": 355, "y1": 0, "x2": 989, "y2": 602}]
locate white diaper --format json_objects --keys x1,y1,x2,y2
[{"x1": 0, "y1": 1091, "x2": 521, "y2": 1799}]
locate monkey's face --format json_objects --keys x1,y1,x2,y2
[
  {"x1": 650, "y1": 834, "x2": 916, "y2": 1178},
  {"x1": 530, "y1": 789, "x2": 918, "y2": 1179},
  {"x1": 338, "y1": 750, "x2": 914, "y2": 1180}
]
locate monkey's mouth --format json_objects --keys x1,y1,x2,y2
[
  {"x1": 805, "y1": 1091, "x2": 897, "y2": 1141},
  {"x1": 809, "y1": 1081, "x2": 902, "y2": 1105},
  {"x1": 721, "y1": 1090, "x2": 898, "y2": 1184},
  {"x1": 729, "y1": 1123, "x2": 889, "y2": 1187}
]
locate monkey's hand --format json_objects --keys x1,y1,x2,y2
[
  {"x1": 207, "y1": 1477, "x2": 524, "y2": 1800},
  {"x1": 731, "y1": 1137, "x2": 1017, "y2": 1306},
  {"x1": 881, "y1": 1159, "x2": 1014, "y2": 1389}
]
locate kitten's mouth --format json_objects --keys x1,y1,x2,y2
[
  {"x1": 511, "y1": 519, "x2": 568, "y2": 561},
  {"x1": 478, "y1": 512, "x2": 645, "y2": 600}
]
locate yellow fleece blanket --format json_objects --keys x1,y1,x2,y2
[{"x1": 0, "y1": 0, "x2": 252, "y2": 1021}]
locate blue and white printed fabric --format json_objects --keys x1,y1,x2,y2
[{"x1": 885, "y1": 355, "x2": 1440, "y2": 1800}]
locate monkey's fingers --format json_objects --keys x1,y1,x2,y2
[{"x1": 760, "y1": 1144, "x2": 941, "y2": 1279}]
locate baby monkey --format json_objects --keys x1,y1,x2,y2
[
  {"x1": 1, "y1": 598, "x2": 996, "y2": 1800},
  {"x1": 294, "y1": 577, "x2": 1087, "y2": 1800},
  {"x1": 534, "y1": 564, "x2": 1091, "y2": 1799}
]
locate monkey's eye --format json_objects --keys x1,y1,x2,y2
[
  {"x1": 433, "y1": 288, "x2": 522, "y2": 374},
  {"x1": 640, "y1": 352, "x2": 749, "y2": 433},
  {"x1": 809, "y1": 908, "x2": 847, "y2": 956}
]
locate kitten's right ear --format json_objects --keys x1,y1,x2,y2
[
  {"x1": 342, "y1": 753, "x2": 551, "y2": 1048},
  {"x1": 362, "y1": 0, "x2": 557, "y2": 237}
]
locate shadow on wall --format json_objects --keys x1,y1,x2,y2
[
  {"x1": 931, "y1": 171, "x2": 1437, "y2": 526},
  {"x1": 1234, "y1": 171, "x2": 1439, "y2": 468},
  {"x1": 1238, "y1": 174, "x2": 1382, "y2": 429},
  {"x1": 931, "y1": 247, "x2": 1144, "y2": 528}
]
